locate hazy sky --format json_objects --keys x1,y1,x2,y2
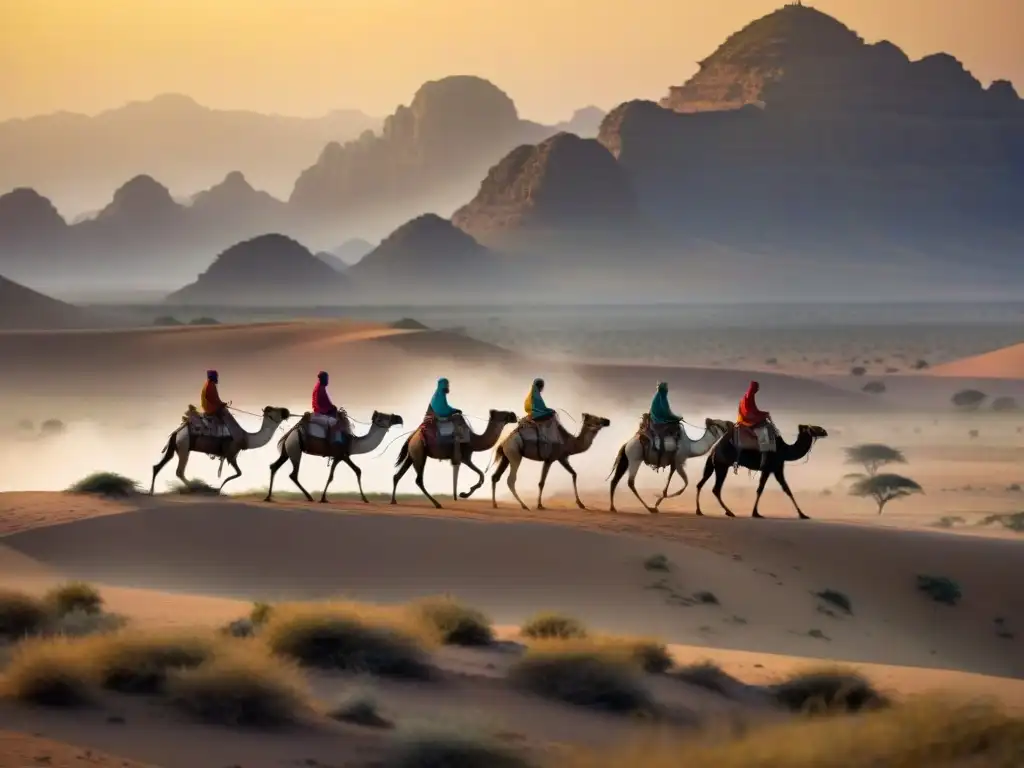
[{"x1": 2, "y1": 0, "x2": 1021, "y2": 123}]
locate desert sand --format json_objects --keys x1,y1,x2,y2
[{"x1": 1, "y1": 318, "x2": 1023, "y2": 766}]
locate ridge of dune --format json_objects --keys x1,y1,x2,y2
[{"x1": 926, "y1": 341, "x2": 1024, "y2": 379}]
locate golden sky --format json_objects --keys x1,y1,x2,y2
[{"x1": 2, "y1": 0, "x2": 1021, "y2": 122}]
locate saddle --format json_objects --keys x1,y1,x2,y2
[
  {"x1": 306, "y1": 412, "x2": 351, "y2": 444},
  {"x1": 424, "y1": 415, "x2": 470, "y2": 444},
  {"x1": 637, "y1": 413, "x2": 680, "y2": 465},
  {"x1": 518, "y1": 415, "x2": 562, "y2": 447},
  {"x1": 183, "y1": 405, "x2": 231, "y2": 438},
  {"x1": 730, "y1": 423, "x2": 777, "y2": 453}
]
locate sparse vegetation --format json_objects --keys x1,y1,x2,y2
[
  {"x1": 188, "y1": 316, "x2": 220, "y2": 325},
  {"x1": 843, "y1": 443, "x2": 907, "y2": 477},
  {"x1": 66, "y1": 471, "x2": 138, "y2": 496},
  {"x1": 520, "y1": 612, "x2": 589, "y2": 640},
  {"x1": 407, "y1": 596, "x2": 494, "y2": 646},
  {"x1": 172, "y1": 478, "x2": 220, "y2": 495},
  {"x1": 328, "y1": 689, "x2": 392, "y2": 728},
  {"x1": 261, "y1": 602, "x2": 434, "y2": 679},
  {"x1": 45, "y1": 581, "x2": 103, "y2": 617},
  {"x1": 862, "y1": 381, "x2": 887, "y2": 394},
  {"x1": 153, "y1": 315, "x2": 184, "y2": 326},
  {"x1": 643, "y1": 554, "x2": 671, "y2": 572},
  {"x1": 850, "y1": 366, "x2": 867, "y2": 376},
  {"x1": 385, "y1": 726, "x2": 529, "y2": 768},
  {"x1": 951, "y1": 388, "x2": 987, "y2": 410},
  {"x1": 671, "y1": 661, "x2": 740, "y2": 696},
  {"x1": 815, "y1": 589, "x2": 852, "y2": 614},
  {"x1": 992, "y1": 396, "x2": 1019, "y2": 412},
  {"x1": 933, "y1": 515, "x2": 966, "y2": 529},
  {"x1": 911, "y1": 358, "x2": 930, "y2": 370},
  {"x1": 91, "y1": 630, "x2": 219, "y2": 693},
  {"x1": 0, "y1": 589, "x2": 49, "y2": 640},
  {"x1": 978, "y1": 512, "x2": 1024, "y2": 533},
  {"x1": 0, "y1": 637, "x2": 96, "y2": 707},
  {"x1": 849, "y1": 473, "x2": 923, "y2": 514},
  {"x1": 768, "y1": 668, "x2": 889, "y2": 714},
  {"x1": 508, "y1": 645, "x2": 654, "y2": 714},
  {"x1": 916, "y1": 575, "x2": 962, "y2": 606},
  {"x1": 40, "y1": 418, "x2": 66, "y2": 436}
]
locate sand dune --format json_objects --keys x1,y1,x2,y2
[
  {"x1": 3, "y1": 493, "x2": 1022, "y2": 680},
  {"x1": 927, "y1": 342, "x2": 1024, "y2": 379}
]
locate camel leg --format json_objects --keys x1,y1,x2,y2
[
  {"x1": 150, "y1": 433, "x2": 177, "y2": 495},
  {"x1": 750, "y1": 468, "x2": 772, "y2": 518},
  {"x1": 337, "y1": 455, "x2": 367, "y2": 503},
  {"x1": 608, "y1": 447, "x2": 629, "y2": 513},
  {"x1": 695, "y1": 455, "x2": 716, "y2": 516},
  {"x1": 711, "y1": 461, "x2": 737, "y2": 518},
  {"x1": 536, "y1": 461, "x2": 553, "y2": 510},
  {"x1": 505, "y1": 452, "x2": 530, "y2": 511},
  {"x1": 558, "y1": 456, "x2": 586, "y2": 510},
  {"x1": 319, "y1": 458, "x2": 339, "y2": 504},
  {"x1": 661, "y1": 459, "x2": 690, "y2": 501},
  {"x1": 458, "y1": 456, "x2": 486, "y2": 499},
  {"x1": 413, "y1": 453, "x2": 442, "y2": 510},
  {"x1": 773, "y1": 465, "x2": 810, "y2": 520},
  {"x1": 452, "y1": 462, "x2": 461, "y2": 501},
  {"x1": 491, "y1": 454, "x2": 510, "y2": 509},
  {"x1": 286, "y1": 452, "x2": 314, "y2": 502},
  {"x1": 626, "y1": 455, "x2": 656, "y2": 514},
  {"x1": 217, "y1": 453, "x2": 243, "y2": 492},
  {"x1": 173, "y1": 443, "x2": 191, "y2": 486},
  {"x1": 391, "y1": 455, "x2": 414, "y2": 504},
  {"x1": 265, "y1": 449, "x2": 289, "y2": 502}
]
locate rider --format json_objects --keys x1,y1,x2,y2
[
  {"x1": 312, "y1": 370, "x2": 347, "y2": 443},
  {"x1": 648, "y1": 381, "x2": 682, "y2": 458},
  {"x1": 426, "y1": 377, "x2": 467, "y2": 462},
  {"x1": 524, "y1": 377, "x2": 561, "y2": 455},
  {"x1": 200, "y1": 369, "x2": 242, "y2": 441},
  {"x1": 737, "y1": 380, "x2": 774, "y2": 468}
]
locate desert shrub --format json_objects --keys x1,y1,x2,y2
[
  {"x1": 843, "y1": 444, "x2": 906, "y2": 477},
  {"x1": 671, "y1": 661, "x2": 740, "y2": 696},
  {"x1": 189, "y1": 316, "x2": 220, "y2": 325},
  {"x1": 911, "y1": 358, "x2": 930, "y2": 369},
  {"x1": 933, "y1": 515, "x2": 965, "y2": 529},
  {"x1": 262, "y1": 603, "x2": 433, "y2": 679},
  {"x1": 951, "y1": 389, "x2": 987, "y2": 410},
  {"x1": 968, "y1": 429, "x2": 980, "y2": 439},
  {"x1": 250, "y1": 601, "x2": 274, "y2": 626},
  {"x1": 768, "y1": 668, "x2": 889, "y2": 714},
  {"x1": 992, "y1": 396, "x2": 1019, "y2": 412},
  {"x1": 328, "y1": 689, "x2": 392, "y2": 728},
  {"x1": 91, "y1": 630, "x2": 219, "y2": 693},
  {"x1": 166, "y1": 646, "x2": 311, "y2": 727},
  {"x1": 558, "y1": 700, "x2": 1024, "y2": 767},
  {"x1": 979, "y1": 512, "x2": 1024, "y2": 532},
  {"x1": 408, "y1": 596, "x2": 494, "y2": 646},
  {"x1": 52, "y1": 608, "x2": 127, "y2": 638},
  {"x1": 815, "y1": 589, "x2": 853, "y2": 614},
  {"x1": 153, "y1": 315, "x2": 183, "y2": 326},
  {"x1": 643, "y1": 554, "x2": 671, "y2": 572},
  {"x1": 40, "y1": 418, "x2": 66, "y2": 436},
  {"x1": 862, "y1": 381, "x2": 887, "y2": 394},
  {"x1": 508, "y1": 646, "x2": 653, "y2": 714},
  {"x1": 45, "y1": 581, "x2": 103, "y2": 617},
  {"x1": 520, "y1": 612, "x2": 588, "y2": 640},
  {"x1": 916, "y1": 575, "x2": 962, "y2": 606},
  {"x1": 0, "y1": 589, "x2": 49, "y2": 640},
  {"x1": 0, "y1": 637, "x2": 96, "y2": 707},
  {"x1": 385, "y1": 726, "x2": 529, "y2": 768},
  {"x1": 849, "y1": 473, "x2": 922, "y2": 514},
  {"x1": 850, "y1": 366, "x2": 867, "y2": 376},
  {"x1": 172, "y1": 479, "x2": 219, "y2": 495},
  {"x1": 66, "y1": 471, "x2": 138, "y2": 496}
]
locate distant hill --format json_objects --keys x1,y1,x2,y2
[
  {"x1": 550, "y1": 106, "x2": 607, "y2": 137},
  {"x1": 0, "y1": 275, "x2": 100, "y2": 330},
  {"x1": 165, "y1": 234, "x2": 349, "y2": 306},
  {"x1": 188, "y1": 171, "x2": 289, "y2": 229},
  {"x1": 0, "y1": 94, "x2": 379, "y2": 218},
  {"x1": 330, "y1": 238, "x2": 376, "y2": 266}
]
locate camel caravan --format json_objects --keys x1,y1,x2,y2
[{"x1": 149, "y1": 370, "x2": 828, "y2": 518}]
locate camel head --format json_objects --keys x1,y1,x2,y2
[
  {"x1": 490, "y1": 409, "x2": 518, "y2": 425},
  {"x1": 263, "y1": 406, "x2": 292, "y2": 422},
  {"x1": 370, "y1": 410, "x2": 404, "y2": 429},
  {"x1": 798, "y1": 424, "x2": 828, "y2": 439},
  {"x1": 581, "y1": 413, "x2": 612, "y2": 431},
  {"x1": 704, "y1": 417, "x2": 731, "y2": 436}
]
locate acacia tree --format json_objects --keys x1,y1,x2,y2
[
  {"x1": 849, "y1": 473, "x2": 923, "y2": 515},
  {"x1": 843, "y1": 443, "x2": 907, "y2": 477},
  {"x1": 951, "y1": 389, "x2": 987, "y2": 410}
]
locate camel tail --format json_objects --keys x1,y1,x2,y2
[
  {"x1": 394, "y1": 439, "x2": 410, "y2": 468},
  {"x1": 493, "y1": 443, "x2": 506, "y2": 466},
  {"x1": 606, "y1": 445, "x2": 627, "y2": 481},
  {"x1": 217, "y1": 457, "x2": 225, "y2": 478},
  {"x1": 277, "y1": 423, "x2": 300, "y2": 452},
  {"x1": 158, "y1": 430, "x2": 177, "y2": 457}
]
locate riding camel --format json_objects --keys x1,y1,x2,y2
[
  {"x1": 695, "y1": 422, "x2": 828, "y2": 519},
  {"x1": 608, "y1": 417, "x2": 732, "y2": 513},
  {"x1": 150, "y1": 405, "x2": 292, "y2": 494},
  {"x1": 491, "y1": 413, "x2": 612, "y2": 511},
  {"x1": 265, "y1": 410, "x2": 404, "y2": 503},
  {"x1": 391, "y1": 409, "x2": 518, "y2": 509}
]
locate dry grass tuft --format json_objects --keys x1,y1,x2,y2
[
  {"x1": 520, "y1": 612, "x2": 589, "y2": 640},
  {"x1": 385, "y1": 725, "x2": 531, "y2": 768},
  {"x1": 44, "y1": 581, "x2": 104, "y2": 617},
  {"x1": 90, "y1": 630, "x2": 220, "y2": 693},
  {"x1": 672, "y1": 661, "x2": 743, "y2": 696},
  {"x1": 328, "y1": 688, "x2": 393, "y2": 729},
  {"x1": 407, "y1": 596, "x2": 494, "y2": 646},
  {"x1": 166, "y1": 644, "x2": 312, "y2": 727},
  {"x1": 0, "y1": 589, "x2": 49, "y2": 640},
  {"x1": 508, "y1": 643, "x2": 654, "y2": 714},
  {"x1": 66, "y1": 471, "x2": 139, "y2": 496},
  {"x1": 0, "y1": 636, "x2": 96, "y2": 707},
  {"x1": 262, "y1": 602, "x2": 434, "y2": 679},
  {"x1": 768, "y1": 667, "x2": 890, "y2": 714},
  {"x1": 559, "y1": 699, "x2": 1024, "y2": 767}
]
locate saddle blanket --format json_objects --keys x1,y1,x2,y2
[
  {"x1": 307, "y1": 413, "x2": 349, "y2": 443},
  {"x1": 732, "y1": 425, "x2": 776, "y2": 452},
  {"x1": 519, "y1": 418, "x2": 562, "y2": 444},
  {"x1": 432, "y1": 418, "x2": 470, "y2": 442},
  {"x1": 187, "y1": 414, "x2": 230, "y2": 438}
]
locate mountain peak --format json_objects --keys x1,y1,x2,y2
[{"x1": 97, "y1": 175, "x2": 180, "y2": 221}]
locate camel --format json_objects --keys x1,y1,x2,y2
[
  {"x1": 608, "y1": 417, "x2": 732, "y2": 513},
  {"x1": 150, "y1": 406, "x2": 292, "y2": 494},
  {"x1": 265, "y1": 410, "x2": 405, "y2": 503},
  {"x1": 695, "y1": 423, "x2": 828, "y2": 519},
  {"x1": 491, "y1": 413, "x2": 612, "y2": 511},
  {"x1": 391, "y1": 409, "x2": 518, "y2": 509}
]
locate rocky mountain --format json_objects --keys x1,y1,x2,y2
[
  {"x1": 166, "y1": 234, "x2": 348, "y2": 306},
  {"x1": 0, "y1": 94, "x2": 379, "y2": 218},
  {"x1": 188, "y1": 171, "x2": 290, "y2": 231},
  {"x1": 551, "y1": 106, "x2": 607, "y2": 137},
  {"x1": 288, "y1": 76, "x2": 554, "y2": 240},
  {"x1": 330, "y1": 238, "x2": 376, "y2": 266},
  {"x1": 0, "y1": 275, "x2": 101, "y2": 330}
]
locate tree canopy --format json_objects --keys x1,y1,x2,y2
[
  {"x1": 843, "y1": 443, "x2": 907, "y2": 476},
  {"x1": 849, "y1": 473, "x2": 923, "y2": 514}
]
